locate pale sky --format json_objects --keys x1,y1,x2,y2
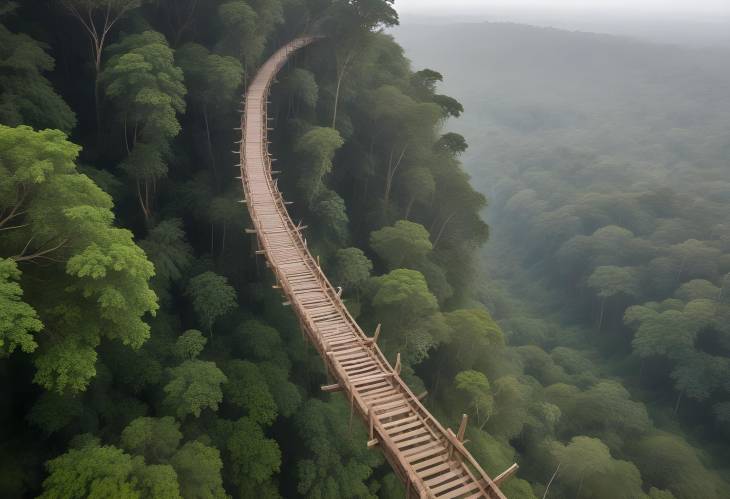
[{"x1": 395, "y1": 0, "x2": 730, "y2": 15}]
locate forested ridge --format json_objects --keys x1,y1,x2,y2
[
  {"x1": 0, "y1": 1, "x2": 523, "y2": 497},
  {"x1": 397, "y1": 21, "x2": 730, "y2": 499}
]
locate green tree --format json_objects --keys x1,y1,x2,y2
[
  {"x1": 140, "y1": 218, "x2": 193, "y2": 298},
  {"x1": 214, "y1": 417, "x2": 281, "y2": 497},
  {"x1": 0, "y1": 258, "x2": 42, "y2": 356},
  {"x1": 549, "y1": 436, "x2": 644, "y2": 499},
  {"x1": 370, "y1": 220, "x2": 432, "y2": 269},
  {"x1": 170, "y1": 441, "x2": 227, "y2": 499},
  {"x1": 0, "y1": 19, "x2": 75, "y2": 132},
  {"x1": 176, "y1": 43, "x2": 242, "y2": 176},
  {"x1": 163, "y1": 360, "x2": 227, "y2": 418},
  {"x1": 120, "y1": 416, "x2": 182, "y2": 463},
  {"x1": 0, "y1": 125, "x2": 157, "y2": 393},
  {"x1": 331, "y1": 247, "x2": 373, "y2": 292},
  {"x1": 222, "y1": 360, "x2": 277, "y2": 426},
  {"x1": 587, "y1": 265, "x2": 641, "y2": 330},
  {"x1": 58, "y1": 0, "x2": 147, "y2": 131},
  {"x1": 173, "y1": 330, "x2": 207, "y2": 360},
  {"x1": 634, "y1": 433, "x2": 727, "y2": 499},
  {"x1": 295, "y1": 398, "x2": 382, "y2": 498},
  {"x1": 40, "y1": 440, "x2": 181, "y2": 499},
  {"x1": 455, "y1": 370, "x2": 494, "y2": 429},
  {"x1": 443, "y1": 308, "x2": 504, "y2": 373},
  {"x1": 371, "y1": 268, "x2": 440, "y2": 362},
  {"x1": 186, "y1": 272, "x2": 237, "y2": 334},
  {"x1": 295, "y1": 127, "x2": 344, "y2": 206}
]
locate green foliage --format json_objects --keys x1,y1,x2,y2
[
  {"x1": 331, "y1": 247, "x2": 373, "y2": 291},
  {"x1": 120, "y1": 417, "x2": 181, "y2": 463},
  {"x1": 455, "y1": 370, "x2": 494, "y2": 428},
  {"x1": 295, "y1": 127, "x2": 344, "y2": 206},
  {"x1": 222, "y1": 360, "x2": 277, "y2": 425},
  {"x1": 173, "y1": 330, "x2": 207, "y2": 360},
  {"x1": 633, "y1": 434, "x2": 728, "y2": 499},
  {"x1": 370, "y1": 220, "x2": 432, "y2": 269},
  {"x1": 0, "y1": 22, "x2": 75, "y2": 132},
  {"x1": 0, "y1": 258, "x2": 42, "y2": 356},
  {"x1": 103, "y1": 30, "x2": 186, "y2": 144},
  {"x1": 40, "y1": 440, "x2": 181, "y2": 499},
  {"x1": 163, "y1": 360, "x2": 227, "y2": 418},
  {"x1": 0, "y1": 125, "x2": 157, "y2": 393},
  {"x1": 170, "y1": 441, "x2": 227, "y2": 499},
  {"x1": 295, "y1": 398, "x2": 381, "y2": 498},
  {"x1": 549, "y1": 436, "x2": 644, "y2": 499},
  {"x1": 186, "y1": 272, "x2": 237, "y2": 333}
]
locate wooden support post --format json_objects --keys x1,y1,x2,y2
[
  {"x1": 372, "y1": 324, "x2": 381, "y2": 346},
  {"x1": 320, "y1": 383, "x2": 342, "y2": 393},
  {"x1": 394, "y1": 353, "x2": 401, "y2": 376},
  {"x1": 238, "y1": 199, "x2": 247, "y2": 204},
  {"x1": 417, "y1": 391, "x2": 428, "y2": 401},
  {"x1": 366, "y1": 439, "x2": 379, "y2": 448},
  {"x1": 368, "y1": 406, "x2": 374, "y2": 440},
  {"x1": 244, "y1": 228, "x2": 256, "y2": 234},
  {"x1": 457, "y1": 414, "x2": 468, "y2": 442},
  {"x1": 282, "y1": 301, "x2": 291, "y2": 306},
  {"x1": 336, "y1": 287, "x2": 343, "y2": 297},
  {"x1": 317, "y1": 255, "x2": 320, "y2": 268},
  {"x1": 494, "y1": 463, "x2": 519, "y2": 486}
]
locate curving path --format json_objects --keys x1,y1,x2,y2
[{"x1": 237, "y1": 37, "x2": 511, "y2": 499}]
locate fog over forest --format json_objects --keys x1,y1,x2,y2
[
  {"x1": 395, "y1": 14, "x2": 730, "y2": 499},
  {"x1": 1, "y1": 0, "x2": 729, "y2": 498}
]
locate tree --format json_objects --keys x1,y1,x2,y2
[
  {"x1": 295, "y1": 127, "x2": 344, "y2": 206},
  {"x1": 59, "y1": 0, "x2": 147, "y2": 131},
  {"x1": 294, "y1": 398, "x2": 382, "y2": 498},
  {"x1": 120, "y1": 416, "x2": 182, "y2": 463},
  {"x1": 370, "y1": 220, "x2": 432, "y2": 269},
  {"x1": 173, "y1": 330, "x2": 207, "y2": 360},
  {"x1": 443, "y1": 308, "x2": 504, "y2": 373},
  {"x1": 400, "y1": 168, "x2": 435, "y2": 220},
  {"x1": 331, "y1": 247, "x2": 373, "y2": 291},
  {"x1": 222, "y1": 360, "x2": 277, "y2": 426},
  {"x1": 0, "y1": 18, "x2": 75, "y2": 132},
  {"x1": 215, "y1": 417, "x2": 281, "y2": 497},
  {"x1": 186, "y1": 272, "x2": 237, "y2": 334},
  {"x1": 103, "y1": 31, "x2": 186, "y2": 220},
  {"x1": 634, "y1": 433, "x2": 726, "y2": 499},
  {"x1": 371, "y1": 268, "x2": 440, "y2": 362},
  {"x1": 455, "y1": 370, "x2": 494, "y2": 429},
  {"x1": 40, "y1": 440, "x2": 181, "y2": 499},
  {"x1": 140, "y1": 218, "x2": 193, "y2": 298},
  {"x1": 1, "y1": 125, "x2": 157, "y2": 393},
  {"x1": 163, "y1": 360, "x2": 227, "y2": 418},
  {"x1": 176, "y1": 43, "x2": 242, "y2": 177},
  {"x1": 170, "y1": 441, "x2": 227, "y2": 499},
  {"x1": 548, "y1": 436, "x2": 644, "y2": 499},
  {"x1": 587, "y1": 265, "x2": 641, "y2": 330},
  {"x1": 0, "y1": 258, "x2": 42, "y2": 357},
  {"x1": 436, "y1": 132, "x2": 468, "y2": 155}
]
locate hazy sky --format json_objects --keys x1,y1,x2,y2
[{"x1": 395, "y1": 0, "x2": 730, "y2": 15}]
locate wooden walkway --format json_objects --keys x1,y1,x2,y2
[{"x1": 236, "y1": 37, "x2": 511, "y2": 499}]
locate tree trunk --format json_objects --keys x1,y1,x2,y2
[
  {"x1": 203, "y1": 104, "x2": 218, "y2": 185},
  {"x1": 598, "y1": 296, "x2": 606, "y2": 332},
  {"x1": 404, "y1": 196, "x2": 415, "y2": 220},
  {"x1": 331, "y1": 51, "x2": 354, "y2": 129},
  {"x1": 674, "y1": 390, "x2": 682, "y2": 414}
]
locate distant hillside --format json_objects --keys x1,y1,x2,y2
[{"x1": 394, "y1": 21, "x2": 730, "y2": 165}]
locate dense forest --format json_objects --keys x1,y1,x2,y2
[
  {"x1": 0, "y1": 0, "x2": 527, "y2": 497},
  {"x1": 397, "y1": 20, "x2": 730, "y2": 499}
]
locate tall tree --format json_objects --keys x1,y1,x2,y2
[{"x1": 59, "y1": 0, "x2": 148, "y2": 132}]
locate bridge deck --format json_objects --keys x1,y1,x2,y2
[{"x1": 237, "y1": 37, "x2": 508, "y2": 499}]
